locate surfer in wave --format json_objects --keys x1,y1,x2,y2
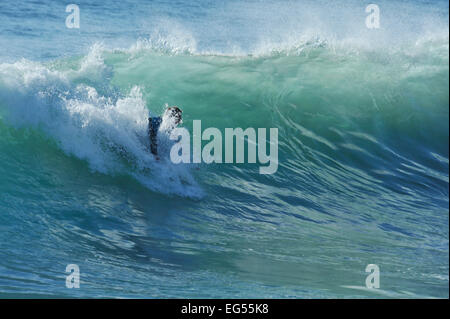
[{"x1": 148, "y1": 106, "x2": 183, "y2": 158}]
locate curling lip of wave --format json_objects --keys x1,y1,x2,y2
[
  {"x1": 119, "y1": 30, "x2": 449, "y2": 58},
  {"x1": 0, "y1": 31, "x2": 448, "y2": 199}
]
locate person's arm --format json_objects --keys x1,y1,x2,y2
[{"x1": 148, "y1": 117, "x2": 158, "y2": 155}]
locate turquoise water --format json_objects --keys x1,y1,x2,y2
[{"x1": 0, "y1": 0, "x2": 448, "y2": 298}]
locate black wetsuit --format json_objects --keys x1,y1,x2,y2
[{"x1": 148, "y1": 117, "x2": 162, "y2": 155}]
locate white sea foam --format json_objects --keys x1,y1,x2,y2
[{"x1": 0, "y1": 48, "x2": 204, "y2": 198}]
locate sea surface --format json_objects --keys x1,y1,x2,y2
[{"x1": 0, "y1": 0, "x2": 448, "y2": 298}]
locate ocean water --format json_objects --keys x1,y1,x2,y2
[{"x1": 0, "y1": 0, "x2": 448, "y2": 298}]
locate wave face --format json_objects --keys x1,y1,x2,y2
[{"x1": 0, "y1": 0, "x2": 448, "y2": 298}]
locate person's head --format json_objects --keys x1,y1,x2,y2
[{"x1": 164, "y1": 106, "x2": 182, "y2": 125}]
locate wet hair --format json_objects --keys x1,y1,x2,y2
[{"x1": 166, "y1": 106, "x2": 182, "y2": 124}]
